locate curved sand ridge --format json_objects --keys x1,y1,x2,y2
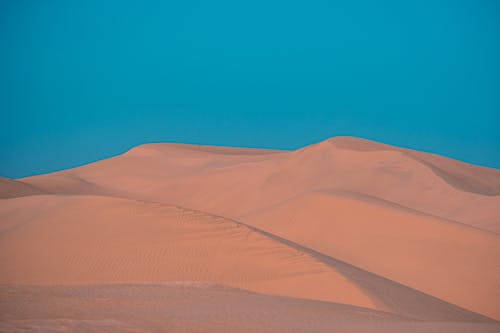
[
  {"x1": 20, "y1": 137, "x2": 500, "y2": 232},
  {"x1": 241, "y1": 190, "x2": 500, "y2": 319},
  {"x1": 329, "y1": 136, "x2": 500, "y2": 196},
  {"x1": 0, "y1": 195, "x2": 495, "y2": 322},
  {"x1": 2, "y1": 136, "x2": 499, "y2": 330},
  {"x1": 0, "y1": 195, "x2": 373, "y2": 309}
]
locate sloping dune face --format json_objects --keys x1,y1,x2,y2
[
  {"x1": 22, "y1": 137, "x2": 500, "y2": 232},
  {"x1": 0, "y1": 195, "x2": 374, "y2": 309},
  {"x1": 0, "y1": 194, "x2": 495, "y2": 324},
  {"x1": 241, "y1": 190, "x2": 500, "y2": 320},
  {"x1": 0, "y1": 177, "x2": 46, "y2": 199},
  {"x1": 2, "y1": 136, "x2": 500, "y2": 331}
]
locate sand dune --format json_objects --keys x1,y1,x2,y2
[
  {"x1": 21, "y1": 137, "x2": 500, "y2": 232},
  {"x1": 330, "y1": 137, "x2": 500, "y2": 195},
  {"x1": 241, "y1": 190, "x2": 500, "y2": 319},
  {"x1": 0, "y1": 195, "x2": 373, "y2": 308},
  {"x1": 0, "y1": 177, "x2": 46, "y2": 199},
  {"x1": 0, "y1": 194, "x2": 494, "y2": 322},
  {"x1": 2, "y1": 136, "x2": 499, "y2": 331}
]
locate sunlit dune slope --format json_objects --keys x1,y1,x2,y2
[
  {"x1": 3, "y1": 136, "x2": 500, "y2": 327},
  {"x1": 20, "y1": 137, "x2": 500, "y2": 232},
  {"x1": 0, "y1": 194, "x2": 493, "y2": 322},
  {"x1": 0, "y1": 194, "x2": 373, "y2": 309}
]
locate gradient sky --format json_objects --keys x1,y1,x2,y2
[{"x1": 1, "y1": 0, "x2": 499, "y2": 178}]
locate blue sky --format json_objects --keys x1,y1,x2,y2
[{"x1": 1, "y1": 0, "x2": 499, "y2": 178}]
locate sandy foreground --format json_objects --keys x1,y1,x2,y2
[{"x1": 1, "y1": 137, "x2": 499, "y2": 332}]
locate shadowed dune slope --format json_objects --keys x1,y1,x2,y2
[
  {"x1": 241, "y1": 190, "x2": 500, "y2": 320},
  {"x1": 1, "y1": 284, "x2": 499, "y2": 333},
  {"x1": 330, "y1": 137, "x2": 500, "y2": 196},
  {"x1": 20, "y1": 137, "x2": 500, "y2": 232},
  {"x1": 0, "y1": 177, "x2": 46, "y2": 199}
]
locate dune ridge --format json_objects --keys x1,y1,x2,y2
[
  {"x1": 241, "y1": 190, "x2": 500, "y2": 319},
  {"x1": 1, "y1": 136, "x2": 499, "y2": 331},
  {"x1": 0, "y1": 194, "x2": 496, "y2": 322},
  {"x1": 0, "y1": 195, "x2": 375, "y2": 309},
  {"x1": 329, "y1": 137, "x2": 500, "y2": 196},
  {"x1": 20, "y1": 136, "x2": 500, "y2": 232}
]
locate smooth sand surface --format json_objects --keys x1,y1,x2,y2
[
  {"x1": 1, "y1": 284, "x2": 499, "y2": 333},
  {"x1": 0, "y1": 195, "x2": 374, "y2": 309},
  {"x1": 21, "y1": 137, "x2": 500, "y2": 232},
  {"x1": 1, "y1": 136, "x2": 499, "y2": 332},
  {"x1": 1, "y1": 194, "x2": 494, "y2": 323},
  {"x1": 241, "y1": 190, "x2": 500, "y2": 319}
]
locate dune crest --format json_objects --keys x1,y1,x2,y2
[
  {"x1": 1, "y1": 136, "x2": 499, "y2": 331},
  {"x1": 1, "y1": 194, "x2": 495, "y2": 322},
  {"x1": 0, "y1": 195, "x2": 375, "y2": 309},
  {"x1": 241, "y1": 190, "x2": 500, "y2": 319},
  {"x1": 20, "y1": 136, "x2": 499, "y2": 231},
  {"x1": 329, "y1": 136, "x2": 500, "y2": 196}
]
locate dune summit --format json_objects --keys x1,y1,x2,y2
[{"x1": 1, "y1": 136, "x2": 499, "y2": 332}]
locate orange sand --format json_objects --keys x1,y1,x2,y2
[{"x1": 1, "y1": 136, "x2": 499, "y2": 332}]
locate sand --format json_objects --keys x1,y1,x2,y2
[
  {"x1": 2, "y1": 284, "x2": 499, "y2": 333},
  {"x1": 21, "y1": 137, "x2": 500, "y2": 231},
  {"x1": 1, "y1": 136, "x2": 499, "y2": 332},
  {"x1": 0, "y1": 177, "x2": 46, "y2": 199},
  {"x1": 240, "y1": 190, "x2": 500, "y2": 319}
]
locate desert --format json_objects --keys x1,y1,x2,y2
[{"x1": 1, "y1": 137, "x2": 499, "y2": 332}]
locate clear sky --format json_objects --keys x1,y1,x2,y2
[{"x1": 1, "y1": 0, "x2": 499, "y2": 178}]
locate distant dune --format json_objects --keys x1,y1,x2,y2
[
  {"x1": 1, "y1": 136, "x2": 499, "y2": 332},
  {"x1": 21, "y1": 137, "x2": 500, "y2": 232}
]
